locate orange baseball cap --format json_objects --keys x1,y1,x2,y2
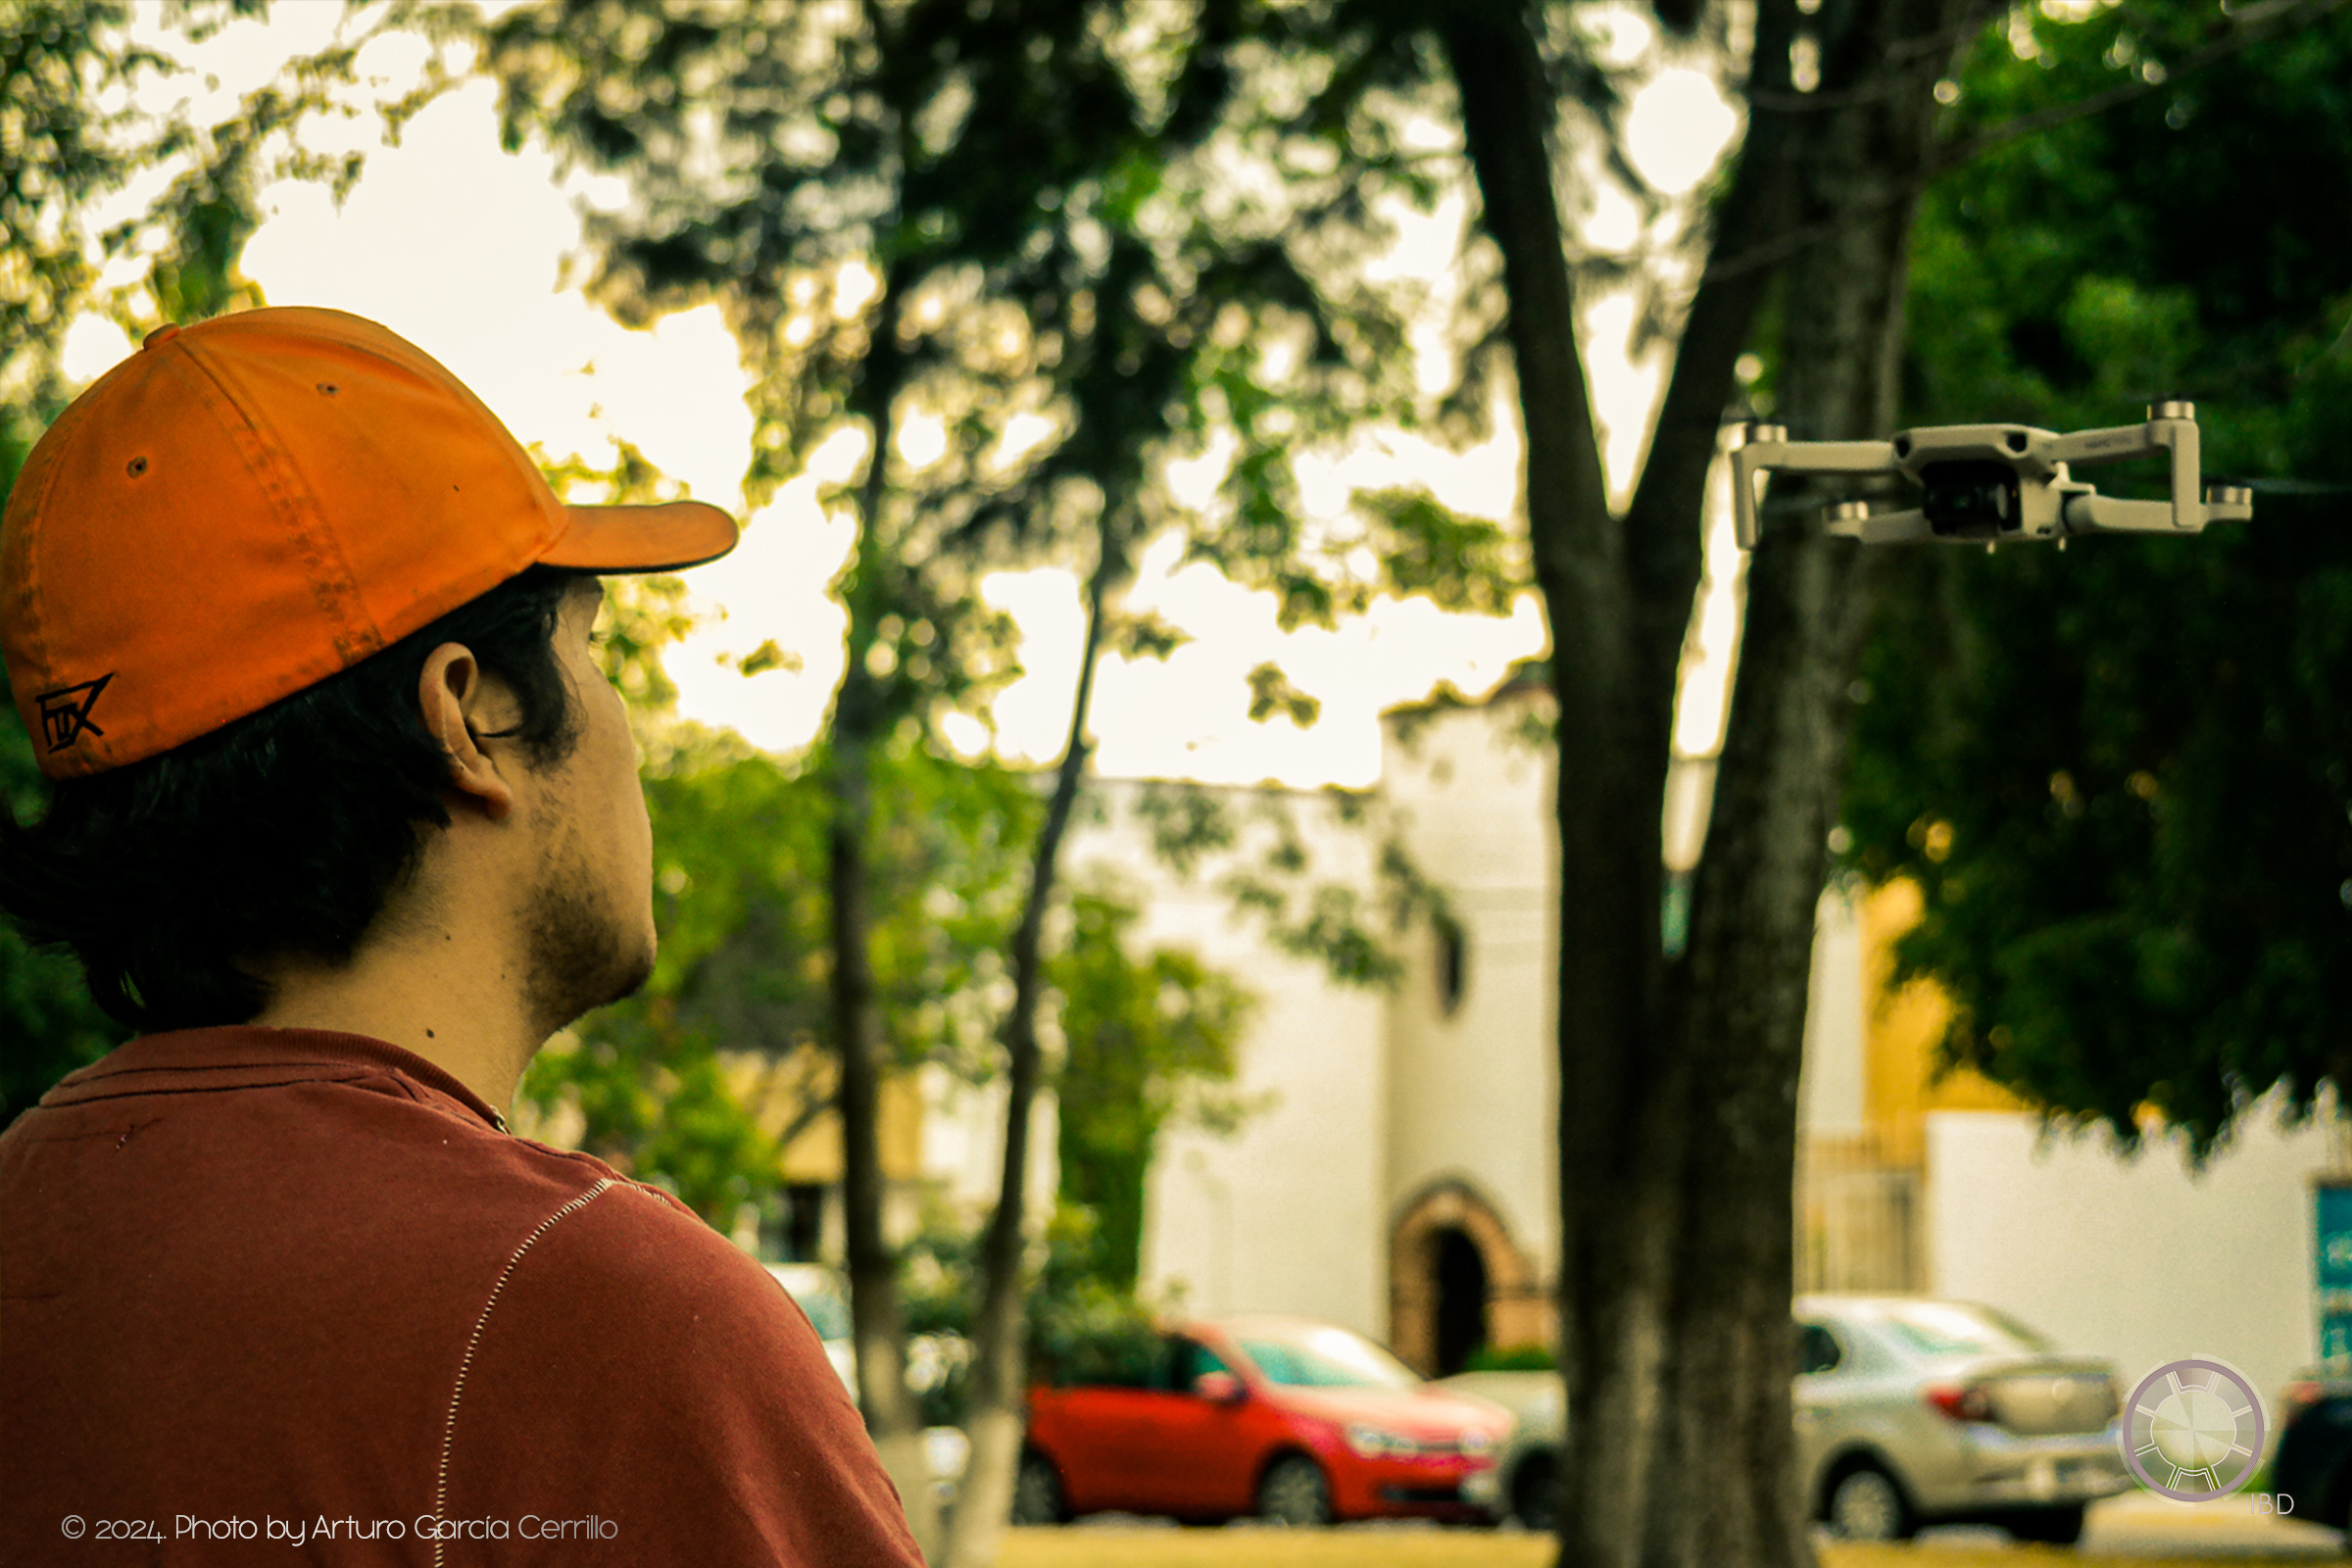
[{"x1": 1, "y1": 306, "x2": 737, "y2": 780}]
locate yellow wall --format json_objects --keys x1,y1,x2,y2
[
  {"x1": 722, "y1": 1047, "x2": 927, "y2": 1184},
  {"x1": 1861, "y1": 879, "x2": 2027, "y2": 1168}
]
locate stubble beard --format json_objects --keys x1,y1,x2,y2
[{"x1": 519, "y1": 812, "x2": 656, "y2": 1042}]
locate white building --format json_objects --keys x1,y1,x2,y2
[
  {"x1": 1046, "y1": 682, "x2": 2343, "y2": 1406},
  {"x1": 1064, "y1": 680, "x2": 1569, "y2": 1371}
]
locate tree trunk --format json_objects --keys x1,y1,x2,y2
[
  {"x1": 1644, "y1": 2, "x2": 1978, "y2": 1564},
  {"x1": 1441, "y1": 0, "x2": 1979, "y2": 1563},
  {"x1": 939, "y1": 553, "x2": 1113, "y2": 1568},
  {"x1": 1440, "y1": 8, "x2": 1680, "y2": 1561},
  {"x1": 829, "y1": 667, "x2": 940, "y2": 1557},
  {"x1": 829, "y1": 287, "x2": 941, "y2": 1559}
]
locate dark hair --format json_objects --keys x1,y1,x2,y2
[{"x1": 0, "y1": 565, "x2": 588, "y2": 1033}]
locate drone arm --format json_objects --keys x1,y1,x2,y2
[
  {"x1": 2046, "y1": 416, "x2": 2204, "y2": 529},
  {"x1": 2063, "y1": 483, "x2": 2251, "y2": 537},
  {"x1": 1824, "y1": 508, "x2": 1933, "y2": 544},
  {"x1": 1732, "y1": 439, "x2": 1899, "y2": 548},
  {"x1": 2043, "y1": 422, "x2": 2165, "y2": 466},
  {"x1": 2061, "y1": 494, "x2": 2191, "y2": 535},
  {"x1": 2164, "y1": 417, "x2": 2201, "y2": 529}
]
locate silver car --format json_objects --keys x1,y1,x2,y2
[
  {"x1": 1796, "y1": 1295, "x2": 2131, "y2": 1544},
  {"x1": 1431, "y1": 1369, "x2": 1563, "y2": 1528}
]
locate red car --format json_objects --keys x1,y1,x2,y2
[{"x1": 1014, "y1": 1314, "x2": 1512, "y2": 1526}]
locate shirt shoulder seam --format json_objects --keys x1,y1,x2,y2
[{"x1": 431, "y1": 1175, "x2": 615, "y2": 1566}]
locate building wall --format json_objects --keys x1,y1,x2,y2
[
  {"x1": 1798, "y1": 878, "x2": 2028, "y2": 1294},
  {"x1": 918, "y1": 1065, "x2": 1059, "y2": 1233},
  {"x1": 1927, "y1": 1101, "x2": 2335, "y2": 1413},
  {"x1": 1378, "y1": 690, "x2": 1560, "y2": 1333},
  {"x1": 1070, "y1": 781, "x2": 1392, "y2": 1340},
  {"x1": 1800, "y1": 888, "x2": 1867, "y2": 1138},
  {"x1": 1860, "y1": 879, "x2": 2027, "y2": 1167},
  {"x1": 1798, "y1": 888, "x2": 1923, "y2": 1293},
  {"x1": 988, "y1": 696, "x2": 1905, "y2": 1356}
]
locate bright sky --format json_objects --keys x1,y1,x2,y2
[{"x1": 64, "y1": 4, "x2": 1745, "y2": 788}]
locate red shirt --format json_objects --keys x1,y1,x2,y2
[{"x1": 0, "y1": 1028, "x2": 925, "y2": 1566}]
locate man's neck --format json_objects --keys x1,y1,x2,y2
[{"x1": 250, "y1": 936, "x2": 543, "y2": 1114}]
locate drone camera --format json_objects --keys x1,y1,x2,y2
[{"x1": 1920, "y1": 461, "x2": 2024, "y2": 538}]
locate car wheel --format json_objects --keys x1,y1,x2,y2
[
  {"x1": 2004, "y1": 1503, "x2": 2086, "y2": 1546},
  {"x1": 1009, "y1": 1450, "x2": 1067, "y2": 1526},
  {"x1": 1827, "y1": 1464, "x2": 1915, "y2": 1542},
  {"x1": 1513, "y1": 1453, "x2": 1559, "y2": 1533},
  {"x1": 1255, "y1": 1454, "x2": 1332, "y2": 1527}
]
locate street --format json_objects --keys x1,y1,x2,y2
[
  {"x1": 2068, "y1": 1493, "x2": 2337, "y2": 1558},
  {"x1": 993, "y1": 1493, "x2": 2349, "y2": 1568}
]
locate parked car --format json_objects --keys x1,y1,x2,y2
[
  {"x1": 1435, "y1": 1297, "x2": 2128, "y2": 1544},
  {"x1": 1015, "y1": 1314, "x2": 1512, "y2": 1526},
  {"x1": 1431, "y1": 1368, "x2": 1563, "y2": 1529},
  {"x1": 1796, "y1": 1295, "x2": 2130, "y2": 1544},
  {"x1": 2270, "y1": 1371, "x2": 2352, "y2": 1532}
]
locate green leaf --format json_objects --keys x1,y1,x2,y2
[
  {"x1": 1356, "y1": 486, "x2": 1526, "y2": 615},
  {"x1": 1245, "y1": 662, "x2": 1321, "y2": 727}
]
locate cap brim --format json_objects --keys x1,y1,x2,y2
[{"x1": 543, "y1": 500, "x2": 740, "y2": 573}]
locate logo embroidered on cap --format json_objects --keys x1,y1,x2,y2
[{"x1": 36, "y1": 675, "x2": 114, "y2": 752}]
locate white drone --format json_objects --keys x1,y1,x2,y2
[{"x1": 1731, "y1": 401, "x2": 2255, "y2": 549}]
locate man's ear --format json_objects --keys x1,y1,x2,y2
[{"x1": 417, "y1": 643, "x2": 517, "y2": 821}]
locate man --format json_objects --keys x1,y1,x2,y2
[{"x1": 0, "y1": 308, "x2": 926, "y2": 1565}]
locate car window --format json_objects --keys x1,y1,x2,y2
[
  {"x1": 1796, "y1": 1323, "x2": 1842, "y2": 1376},
  {"x1": 1235, "y1": 1326, "x2": 1420, "y2": 1390},
  {"x1": 1168, "y1": 1338, "x2": 1230, "y2": 1390},
  {"x1": 1871, "y1": 1300, "x2": 2054, "y2": 1358}
]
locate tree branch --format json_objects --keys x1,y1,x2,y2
[
  {"x1": 940, "y1": 524, "x2": 1116, "y2": 1568},
  {"x1": 1623, "y1": 0, "x2": 1805, "y2": 712}
]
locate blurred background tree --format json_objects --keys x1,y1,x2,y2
[
  {"x1": 0, "y1": 731, "x2": 118, "y2": 1126},
  {"x1": 518, "y1": 731, "x2": 1045, "y2": 1224},
  {"x1": 1050, "y1": 888, "x2": 1256, "y2": 1293},
  {"x1": 482, "y1": 4, "x2": 1491, "y2": 1552},
  {"x1": 526, "y1": 440, "x2": 1062, "y2": 1239},
  {"x1": 1843, "y1": 0, "x2": 2352, "y2": 1154}
]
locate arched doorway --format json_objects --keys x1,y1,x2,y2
[
  {"x1": 1388, "y1": 1180, "x2": 1547, "y2": 1376},
  {"x1": 1432, "y1": 1226, "x2": 1490, "y2": 1375}
]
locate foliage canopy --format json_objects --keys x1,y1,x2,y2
[{"x1": 1845, "y1": 0, "x2": 2352, "y2": 1152}]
